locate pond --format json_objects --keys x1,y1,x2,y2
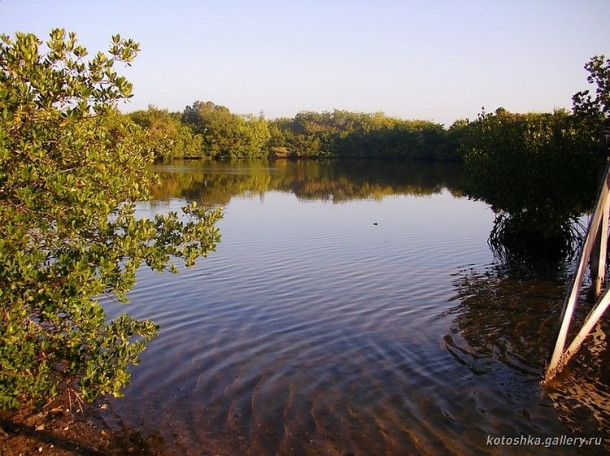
[{"x1": 102, "y1": 160, "x2": 609, "y2": 455}]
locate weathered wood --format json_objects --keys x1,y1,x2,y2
[
  {"x1": 544, "y1": 163, "x2": 610, "y2": 383},
  {"x1": 590, "y1": 192, "x2": 610, "y2": 299},
  {"x1": 564, "y1": 288, "x2": 610, "y2": 363}
]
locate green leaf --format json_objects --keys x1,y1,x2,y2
[{"x1": 0, "y1": 29, "x2": 221, "y2": 411}]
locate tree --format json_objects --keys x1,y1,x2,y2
[
  {"x1": 0, "y1": 30, "x2": 222, "y2": 410},
  {"x1": 459, "y1": 108, "x2": 598, "y2": 256},
  {"x1": 572, "y1": 55, "x2": 610, "y2": 132},
  {"x1": 182, "y1": 101, "x2": 271, "y2": 159},
  {"x1": 129, "y1": 105, "x2": 204, "y2": 161},
  {"x1": 239, "y1": 112, "x2": 271, "y2": 159}
]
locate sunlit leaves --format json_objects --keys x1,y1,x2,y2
[
  {"x1": 0, "y1": 30, "x2": 222, "y2": 410},
  {"x1": 129, "y1": 105, "x2": 204, "y2": 161},
  {"x1": 182, "y1": 101, "x2": 271, "y2": 159},
  {"x1": 267, "y1": 109, "x2": 453, "y2": 160}
]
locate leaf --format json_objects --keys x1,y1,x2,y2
[{"x1": 0, "y1": 29, "x2": 218, "y2": 410}]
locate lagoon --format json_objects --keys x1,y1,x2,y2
[{"x1": 102, "y1": 160, "x2": 609, "y2": 455}]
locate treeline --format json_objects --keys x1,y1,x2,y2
[
  {"x1": 127, "y1": 102, "x2": 466, "y2": 162},
  {"x1": 125, "y1": 54, "x2": 610, "y2": 258},
  {"x1": 127, "y1": 99, "x2": 603, "y2": 169}
]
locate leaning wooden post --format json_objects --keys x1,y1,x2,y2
[
  {"x1": 563, "y1": 287, "x2": 610, "y2": 365},
  {"x1": 544, "y1": 162, "x2": 610, "y2": 383},
  {"x1": 590, "y1": 189, "x2": 610, "y2": 299}
]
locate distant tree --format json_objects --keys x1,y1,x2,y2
[
  {"x1": 129, "y1": 106, "x2": 204, "y2": 161},
  {"x1": 0, "y1": 30, "x2": 222, "y2": 410},
  {"x1": 183, "y1": 101, "x2": 235, "y2": 158},
  {"x1": 182, "y1": 101, "x2": 270, "y2": 159},
  {"x1": 177, "y1": 105, "x2": 456, "y2": 161},
  {"x1": 237, "y1": 113, "x2": 271, "y2": 159},
  {"x1": 441, "y1": 119, "x2": 470, "y2": 161},
  {"x1": 267, "y1": 118, "x2": 293, "y2": 158},
  {"x1": 268, "y1": 110, "x2": 449, "y2": 160},
  {"x1": 289, "y1": 111, "x2": 333, "y2": 157}
]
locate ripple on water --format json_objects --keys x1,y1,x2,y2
[{"x1": 101, "y1": 191, "x2": 609, "y2": 455}]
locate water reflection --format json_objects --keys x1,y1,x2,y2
[
  {"x1": 445, "y1": 268, "x2": 561, "y2": 376},
  {"x1": 150, "y1": 159, "x2": 465, "y2": 206},
  {"x1": 103, "y1": 160, "x2": 609, "y2": 454},
  {"x1": 445, "y1": 262, "x2": 609, "y2": 446}
]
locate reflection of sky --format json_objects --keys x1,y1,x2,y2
[
  {"x1": 225, "y1": 189, "x2": 489, "y2": 230},
  {"x1": 134, "y1": 197, "x2": 187, "y2": 219},
  {"x1": 214, "y1": 190, "x2": 495, "y2": 272},
  {"x1": 135, "y1": 189, "x2": 495, "y2": 264},
  {"x1": 106, "y1": 183, "x2": 605, "y2": 454}
]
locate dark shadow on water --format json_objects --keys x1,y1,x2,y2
[
  {"x1": 487, "y1": 211, "x2": 585, "y2": 268},
  {"x1": 444, "y1": 258, "x2": 610, "y2": 450},
  {"x1": 444, "y1": 263, "x2": 568, "y2": 375}
]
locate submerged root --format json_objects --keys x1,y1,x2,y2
[{"x1": 488, "y1": 211, "x2": 583, "y2": 262}]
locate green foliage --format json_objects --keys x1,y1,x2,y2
[
  {"x1": 0, "y1": 30, "x2": 222, "y2": 410},
  {"x1": 129, "y1": 105, "x2": 204, "y2": 161},
  {"x1": 459, "y1": 56, "x2": 610, "y2": 257},
  {"x1": 182, "y1": 101, "x2": 270, "y2": 159},
  {"x1": 267, "y1": 110, "x2": 456, "y2": 160},
  {"x1": 129, "y1": 102, "x2": 461, "y2": 161},
  {"x1": 459, "y1": 107, "x2": 602, "y2": 255}
]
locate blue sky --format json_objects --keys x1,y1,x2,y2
[{"x1": 1, "y1": 0, "x2": 609, "y2": 126}]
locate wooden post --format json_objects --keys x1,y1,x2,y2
[
  {"x1": 563, "y1": 288, "x2": 610, "y2": 364},
  {"x1": 544, "y1": 163, "x2": 610, "y2": 383},
  {"x1": 590, "y1": 171, "x2": 610, "y2": 299},
  {"x1": 590, "y1": 134, "x2": 610, "y2": 300}
]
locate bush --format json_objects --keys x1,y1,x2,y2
[
  {"x1": 459, "y1": 108, "x2": 602, "y2": 256},
  {"x1": 0, "y1": 30, "x2": 221, "y2": 410}
]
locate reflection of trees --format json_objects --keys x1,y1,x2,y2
[
  {"x1": 445, "y1": 263, "x2": 610, "y2": 438},
  {"x1": 149, "y1": 159, "x2": 464, "y2": 206},
  {"x1": 444, "y1": 265, "x2": 568, "y2": 376}
]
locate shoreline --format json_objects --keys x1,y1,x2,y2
[{"x1": 0, "y1": 400, "x2": 166, "y2": 456}]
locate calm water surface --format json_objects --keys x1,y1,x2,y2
[{"x1": 102, "y1": 160, "x2": 609, "y2": 455}]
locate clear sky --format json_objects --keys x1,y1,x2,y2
[{"x1": 1, "y1": 0, "x2": 609, "y2": 126}]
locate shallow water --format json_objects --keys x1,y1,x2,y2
[{"x1": 102, "y1": 160, "x2": 609, "y2": 455}]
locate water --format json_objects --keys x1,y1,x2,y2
[{"x1": 101, "y1": 160, "x2": 609, "y2": 455}]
